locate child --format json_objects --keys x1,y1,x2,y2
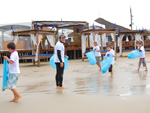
[
  {"x1": 93, "y1": 42, "x2": 101, "y2": 70},
  {"x1": 105, "y1": 46, "x2": 115, "y2": 76},
  {"x1": 137, "y1": 42, "x2": 148, "y2": 71},
  {"x1": 4, "y1": 42, "x2": 22, "y2": 103}
]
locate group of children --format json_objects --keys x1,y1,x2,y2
[
  {"x1": 93, "y1": 41, "x2": 148, "y2": 76},
  {"x1": 3, "y1": 37, "x2": 148, "y2": 103}
]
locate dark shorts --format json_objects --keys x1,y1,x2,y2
[
  {"x1": 108, "y1": 64, "x2": 113, "y2": 72},
  {"x1": 139, "y1": 59, "x2": 146, "y2": 67}
]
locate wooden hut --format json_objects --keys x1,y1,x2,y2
[
  {"x1": 81, "y1": 28, "x2": 118, "y2": 61},
  {"x1": 12, "y1": 29, "x2": 56, "y2": 67},
  {"x1": 119, "y1": 30, "x2": 150, "y2": 56},
  {"x1": 31, "y1": 21, "x2": 89, "y2": 59}
]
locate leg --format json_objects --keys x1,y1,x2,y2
[
  {"x1": 59, "y1": 64, "x2": 64, "y2": 87},
  {"x1": 11, "y1": 89, "x2": 22, "y2": 103},
  {"x1": 137, "y1": 59, "x2": 141, "y2": 71},
  {"x1": 96, "y1": 57, "x2": 101, "y2": 70},
  {"x1": 143, "y1": 59, "x2": 148, "y2": 71},
  {"x1": 109, "y1": 65, "x2": 113, "y2": 76},
  {"x1": 55, "y1": 63, "x2": 61, "y2": 88},
  {"x1": 57, "y1": 63, "x2": 66, "y2": 89},
  {"x1": 96, "y1": 63, "x2": 101, "y2": 71}
]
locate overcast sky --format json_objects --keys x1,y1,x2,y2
[{"x1": 0, "y1": 0, "x2": 150, "y2": 30}]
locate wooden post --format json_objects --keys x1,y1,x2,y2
[
  {"x1": 135, "y1": 35, "x2": 136, "y2": 49},
  {"x1": 100, "y1": 34, "x2": 103, "y2": 51},
  {"x1": 81, "y1": 34, "x2": 84, "y2": 61},
  {"x1": 100, "y1": 34, "x2": 104, "y2": 59},
  {"x1": 131, "y1": 34, "x2": 134, "y2": 49},
  {"x1": 120, "y1": 34, "x2": 122, "y2": 57},
  {"x1": 142, "y1": 33, "x2": 144, "y2": 46},
  {"x1": 87, "y1": 23, "x2": 90, "y2": 47},
  {"x1": 114, "y1": 32, "x2": 117, "y2": 60},
  {"x1": 36, "y1": 32, "x2": 40, "y2": 67}
]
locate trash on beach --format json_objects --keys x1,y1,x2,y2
[
  {"x1": 49, "y1": 55, "x2": 69, "y2": 70},
  {"x1": 101, "y1": 56, "x2": 113, "y2": 73},
  {"x1": 86, "y1": 51, "x2": 96, "y2": 65},
  {"x1": 128, "y1": 50, "x2": 142, "y2": 59}
]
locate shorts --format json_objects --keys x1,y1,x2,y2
[
  {"x1": 108, "y1": 64, "x2": 113, "y2": 72},
  {"x1": 95, "y1": 56, "x2": 100, "y2": 64},
  {"x1": 139, "y1": 59, "x2": 146, "y2": 67},
  {"x1": 7, "y1": 73, "x2": 19, "y2": 89}
]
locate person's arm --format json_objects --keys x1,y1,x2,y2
[
  {"x1": 57, "y1": 50, "x2": 64, "y2": 67},
  {"x1": 4, "y1": 56, "x2": 14, "y2": 64},
  {"x1": 139, "y1": 47, "x2": 142, "y2": 52},
  {"x1": 95, "y1": 50, "x2": 100, "y2": 52},
  {"x1": 57, "y1": 50, "x2": 63, "y2": 63}
]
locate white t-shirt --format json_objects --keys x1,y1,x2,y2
[
  {"x1": 9, "y1": 50, "x2": 20, "y2": 74},
  {"x1": 54, "y1": 41, "x2": 65, "y2": 63},
  {"x1": 106, "y1": 49, "x2": 115, "y2": 64},
  {"x1": 140, "y1": 46, "x2": 145, "y2": 58},
  {"x1": 93, "y1": 46, "x2": 101, "y2": 57}
]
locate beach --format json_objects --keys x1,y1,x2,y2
[{"x1": 0, "y1": 52, "x2": 150, "y2": 113}]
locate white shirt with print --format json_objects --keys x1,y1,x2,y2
[
  {"x1": 9, "y1": 51, "x2": 20, "y2": 74},
  {"x1": 140, "y1": 46, "x2": 145, "y2": 58},
  {"x1": 93, "y1": 46, "x2": 101, "y2": 57},
  {"x1": 106, "y1": 49, "x2": 115, "y2": 64},
  {"x1": 54, "y1": 41, "x2": 65, "y2": 63}
]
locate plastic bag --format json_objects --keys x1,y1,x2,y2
[
  {"x1": 101, "y1": 56, "x2": 113, "y2": 73},
  {"x1": 2, "y1": 59, "x2": 9, "y2": 91},
  {"x1": 86, "y1": 51, "x2": 96, "y2": 65},
  {"x1": 128, "y1": 50, "x2": 142, "y2": 59},
  {"x1": 50, "y1": 55, "x2": 56, "y2": 69},
  {"x1": 49, "y1": 55, "x2": 69, "y2": 70}
]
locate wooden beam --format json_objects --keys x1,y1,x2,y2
[{"x1": 114, "y1": 33, "x2": 117, "y2": 60}]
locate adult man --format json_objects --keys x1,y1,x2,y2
[{"x1": 54, "y1": 34, "x2": 66, "y2": 89}]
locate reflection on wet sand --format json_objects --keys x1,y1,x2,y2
[{"x1": 73, "y1": 75, "x2": 114, "y2": 96}]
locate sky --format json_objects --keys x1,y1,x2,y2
[{"x1": 0, "y1": 0, "x2": 150, "y2": 30}]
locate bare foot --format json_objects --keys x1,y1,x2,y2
[
  {"x1": 56, "y1": 86, "x2": 60, "y2": 89},
  {"x1": 58, "y1": 87, "x2": 66, "y2": 89},
  {"x1": 14, "y1": 95, "x2": 22, "y2": 103},
  {"x1": 9, "y1": 99, "x2": 15, "y2": 102},
  {"x1": 136, "y1": 69, "x2": 139, "y2": 72}
]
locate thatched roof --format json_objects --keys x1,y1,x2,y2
[{"x1": 95, "y1": 18, "x2": 131, "y2": 32}]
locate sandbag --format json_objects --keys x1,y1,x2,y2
[
  {"x1": 2, "y1": 59, "x2": 9, "y2": 91},
  {"x1": 128, "y1": 50, "x2": 142, "y2": 59},
  {"x1": 101, "y1": 56, "x2": 113, "y2": 73},
  {"x1": 49, "y1": 55, "x2": 69, "y2": 70},
  {"x1": 86, "y1": 51, "x2": 96, "y2": 65}
]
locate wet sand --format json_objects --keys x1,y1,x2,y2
[{"x1": 0, "y1": 52, "x2": 150, "y2": 113}]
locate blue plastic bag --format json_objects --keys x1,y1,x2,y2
[
  {"x1": 50, "y1": 55, "x2": 56, "y2": 69},
  {"x1": 128, "y1": 50, "x2": 142, "y2": 59},
  {"x1": 86, "y1": 51, "x2": 96, "y2": 65},
  {"x1": 64, "y1": 57, "x2": 69, "y2": 70},
  {"x1": 101, "y1": 56, "x2": 113, "y2": 73},
  {"x1": 49, "y1": 55, "x2": 69, "y2": 70},
  {"x1": 2, "y1": 59, "x2": 9, "y2": 91}
]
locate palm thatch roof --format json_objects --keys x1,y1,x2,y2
[{"x1": 95, "y1": 18, "x2": 131, "y2": 32}]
